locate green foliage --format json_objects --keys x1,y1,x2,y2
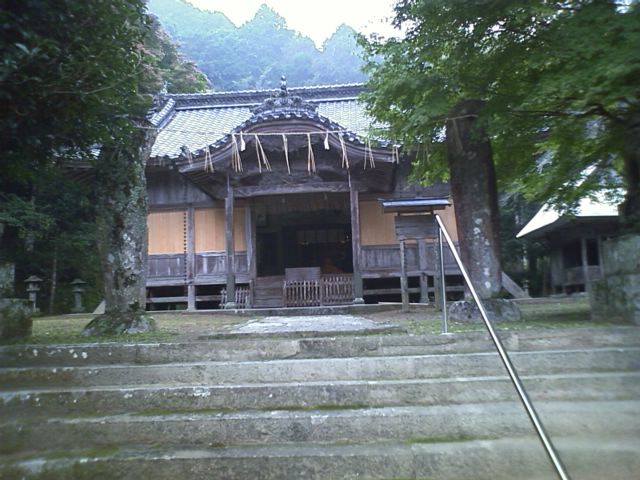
[
  {"x1": 1, "y1": 0, "x2": 153, "y2": 181},
  {"x1": 147, "y1": 0, "x2": 366, "y2": 90},
  {"x1": 362, "y1": 0, "x2": 640, "y2": 213},
  {"x1": 0, "y1": 1, "x2": 208, "y2": 314}
]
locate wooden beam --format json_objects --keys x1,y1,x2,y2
[
  {"x1": 234, "y1": 181, "x2": 352, "y2": 198},
  {"x1": 224, "y1": 174, "x2": 236, "y2": 308},
  {"x1": 350, "y1": 184, "x2": 364, "y2": 303}
]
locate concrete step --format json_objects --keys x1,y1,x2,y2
[
  {"x1": 2, "y1": 400, "x2": 637, "y2": 454},
  {"x1": 3, "y1": 371, "x2": 639, "y2": 419},
  {"x1": 2, "y1": 435, "x2": 639, "y2": 480},
  {"x1": 2, "y1": 347, "x2": 638, "y2": 390},
  {"x1": 2, "y1": 326, "x2": 639, "y2": 367}
]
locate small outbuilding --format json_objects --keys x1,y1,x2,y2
[{"x1": 517, "y1": 196, "x2": 620, "y2": 294}]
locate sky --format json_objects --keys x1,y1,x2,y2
[{"x1": 187, "y1": 0, "x2": 398, "y2": 47}]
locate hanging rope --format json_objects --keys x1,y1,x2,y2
[
  {"x1": 240, "y1": 131, "x2": 246, "y2": 151},
  {"x1": 204, "y1": 147, "x2": 214, "y2": 172},
  {"x1": 231, "y1": 134, "x2": 243, "y2": 172},
  {"x1": 255, "y1": 134, "x2": 272, "y2": 171},
  {"x1": 306, "y1": 133, "x2": 316, "y2": 173},
  {"x1": 323, "y1": 131, "x2": 330, "y2": 150},
  {"x1": 282, "y1": 134, "x2": 290, "y2": 174},
  {"x1": 339, "y1": 135, "x2": 349, "y2": 169},
  {"x1": 364, "y1": 137, "x2": 375, "y2": 169}
]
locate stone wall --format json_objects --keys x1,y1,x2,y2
[{"x1": 591, "y1": 234, "x2": 640, "y2": 324}]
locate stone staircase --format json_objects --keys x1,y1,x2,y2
[{"x1": 1, "y1": 326, "x2": 640, "y2": 479}]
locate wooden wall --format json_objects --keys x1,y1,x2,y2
[
  {"x1": 194, "y1": 207, "x2": 246, "y2": 252},
  {"x1": 360, "y1": 201, "x2": 397, "y2": 246},
  {"x1": 147, "y1": 170, "x2": 213, "y2": 207},
  {"x1": 148, "y1": 207, "x2": 246, "y2": 256},
  {"x1": 147, "y1": 210, "x2": 185, "y2": 254},
  {"x1": 359, "y1": 200, "x2": 458, "y2": 246}
]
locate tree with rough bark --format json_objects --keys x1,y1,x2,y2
[
  {"x1": 362, "y1": 0, "x2": 640, "y2": 295},
  {"x1": 1, "y1": 1, "x2": 206, "y2": 334}
]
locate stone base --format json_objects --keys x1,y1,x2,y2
[
  {"x1": 448, "y1": 298, "x2": 522, "y2": 323},
  {"x1": 0, "y1": 298, "x2": 32, "y2": 341},
  {"x1": 591, "y1": 234, "x2": 640, "y2": 325},
  {"x1": 81, "y1": 312, "x2": 156, "y2": 337}
]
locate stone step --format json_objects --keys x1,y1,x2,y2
[
  {"x1": 2, "y1": 371, "x2": 639, "y2": 419},
  {"x1": 2, "y1": 326, "x2": 639, "y2": 367},
  {"x1": 2, "y1": 347, "x2": 638, "y2": 390},
  {"x1": 2, "y1": 435, "x2": 639, "y2": 480},
  {"x1": 2, "y1": 400, "x2": 637, "y2": 455}
]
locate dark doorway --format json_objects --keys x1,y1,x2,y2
[
  {"x1": 256, "y1": 205, "x2": 352, "y2": 276},
  {"x1": 282, "y1": 224, "x2": 352, "y2": 273}
]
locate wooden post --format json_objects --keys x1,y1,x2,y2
[
  {"x1": 245, "y1": 205, "x2": 256, "y2": 308},
  {"x1": 433, "y1": 242, "x2": 443, "y2": 311},
  {"x1": 186, "y1": 206, "x2": 196, "y2": 311},
  {"x1": 418, "y1": 239, "x2": 429, "y2": 304},
  {"x1": 349, "y1": 185, "x2": 364, "y2": 304},
  {"x1": 580, "y1": 237, "x2": 591, "y2": 293},
  {"x1": 224, "y1": 175, "x2": 236, "y2": 308},
  {"x1": 246, "y1": 205, "x2": 256, "y2": 280},
  {"x1": 400, "y1": 239, "x2": 409, "y2": 312}
]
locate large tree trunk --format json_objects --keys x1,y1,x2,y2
[
  {"x1": 82, "y1": 126, "x2": 157, "y2": 336},
  {"x1": 446, "y1": 99, "x2": 502, "y2": 299},
  {"x1": 621, "y1": 116, "x2": 640, "y2": 232}
]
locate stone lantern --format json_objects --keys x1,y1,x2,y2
[
  {"x1": 25, "y1": 275, "x2": 43, "y2": 312},
  {"x1": 71, "y1": 279, "x2": 87, "y2": 313}
]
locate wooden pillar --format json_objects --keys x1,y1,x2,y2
[
  {"x1": 433, "y1": 242, "x2": 443, "y2": 311},
  {"x1": 245, "y1": 205, "x2": 256, "y2": 307},
  {"x1": 418, "y1": 239, "x2": 430, "y2": 304},
  {"x1": 224, "y1": 175, "x2": 236, "y2": 308},
  {"x1": 186, "y1": 206, "x2": 196, "y2": 311},
  {"x1": 349, "y1": 186, "x2": 364, "y2": 304},
  {"x1": 580, "y1": 237, "x2": 591, "y2": 293},
  {"x1": 400, "y1": 239, "x2": 409, "y2": 312}
]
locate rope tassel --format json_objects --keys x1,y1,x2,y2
[
  {"x1": 231, "y1": 134, "x2": 243, "y2": 172},
  {"x1": 324, "y1": 131, "x2": 330, "y2": 150},
  {"x1": 240, "y1": 131, "x2": 246, "y2": 151},
  {"x1": 307, "y1": 133, "x2": 316, "y2": 173},
  {"x1": 339, "y1": 135, "x2": 349, "y2": 169},
  {"x1": 364, "y1": 137, "x2": 375, "y2": 169},
  {"x1": 204, "y1": 147, "x2": 214, "y2": 172},
  {"x1": 282, "y1": 134, "x2": 290, "y2": 174},
  {"x1": 255, "y1": 134, "x2": 271, "y2": 172}
]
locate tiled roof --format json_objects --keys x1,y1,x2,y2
[{"x1": 150, "y1": 84, "x2": 376, "y2": 159}]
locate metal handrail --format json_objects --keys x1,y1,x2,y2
[{"x1": 434, "y1": 214, "x2": 570, "y2": 480}]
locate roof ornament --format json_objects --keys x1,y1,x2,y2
[{"x1": 251, "y1": 75, "x2": 318, "y2": 115}]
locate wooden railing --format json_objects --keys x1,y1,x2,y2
[
  {"x1": 322, "y1": 274, "x2": 354, "y2": 305},
  {"x1": 220, "y1": 285, "x2": 252, "y2": 308},
  {"x1": 283, "y1": 274, "x2": 353, "y2": 307}
]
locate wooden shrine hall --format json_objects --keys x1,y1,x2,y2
[{"x1": 146, "y1": 81, "x2": 461, "y2": 310}]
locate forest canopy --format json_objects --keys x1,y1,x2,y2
[
  {"x1": 147, "y1": 0, "x2": 367, "y2": 90},
  {"x1": 362, "y1": 0, "x2": 640, "y2": 227}
]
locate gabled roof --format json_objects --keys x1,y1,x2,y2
[
  {"x1": 150, "y1": 84, "x2": 376, "y2": 160},
  {"x1": 516, "y1": 195, "x2": 619, "y2": 239}
]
